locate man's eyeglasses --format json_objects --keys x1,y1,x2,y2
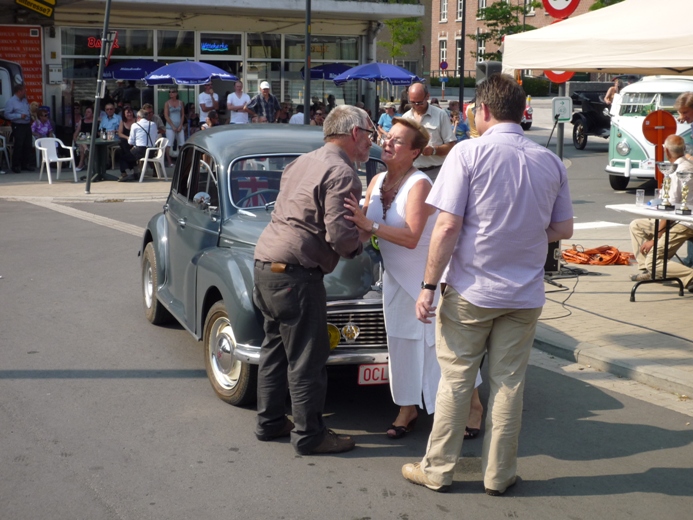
[
  {"x1": 410, "y1": 100, "x2": 426, "y2": 106},
  {"x1": 357, "y1": 126, "x2": 376, "y2": 139}
]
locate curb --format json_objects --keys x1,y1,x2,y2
[{"x1": 533, "y1": 331, "x2": 693, "y2": 398}]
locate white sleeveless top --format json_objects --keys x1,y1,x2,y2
[{"x1": 366, "y1": 170, "x2": 439, "y2": 341}]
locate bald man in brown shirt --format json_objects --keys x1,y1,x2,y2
[{"x1": 253, "y1": 105, "x2": 376, "y2": 455}]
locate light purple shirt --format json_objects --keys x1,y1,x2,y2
[{"x1": 427, "y1": 123, "x2": 573, "y2": 309}]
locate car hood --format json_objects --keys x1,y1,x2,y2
[{"x1": 221, "y1": 210, "x2": 379, "y2": 300}]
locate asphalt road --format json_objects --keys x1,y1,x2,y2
[{"x1": 1, "y1": 141, "x2": 692, "y2": 519}]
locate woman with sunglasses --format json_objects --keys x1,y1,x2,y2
[
  {"x1": 31, "y1": 109, "x2": 55, "y2": 140},
  {"x1": 164, "y1": 88, "x2": 185, "y2": 167}
]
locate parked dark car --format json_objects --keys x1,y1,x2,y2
[
  {"x1": 140, "y1": 125, "x2": 389, "y2": 406},
  {"x1": 570, "y1": 91, "x2": 611, "y2": 149}
]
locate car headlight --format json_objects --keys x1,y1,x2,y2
[{"x1": 616, "y1": 140, "x2": 631, "y2": 156}]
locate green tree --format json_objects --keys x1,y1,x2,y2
[
  {"x1": 468, "y1": 1, "x2": 542, "y2": 62},
  {"x1": 378, "y1": 18, "x2": 423, "y2": 60},
  {"x1": 589, "y1": 0, "x2": 625, "y2": 10}
]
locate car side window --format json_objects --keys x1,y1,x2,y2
[
  {"x1": 196, "y1": 156, "x2": 219, "y2": 211},
  {"x1": 174, "y1": 146, "x2": 195, "y2": 199}
]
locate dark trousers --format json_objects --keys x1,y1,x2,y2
[
  {"x1": 11, "y1": 123, "x2": 33, "y2": 170},
  {"x1": 252, "y1": 261, "x2": 329, "y2": 454},
  {"x1": 119, "y1": 138, "x2": 137, "y2": 172}
]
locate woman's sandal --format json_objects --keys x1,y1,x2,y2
[
  {"x1": 387, "y1": 417, "x2": 418, "y2": 439},
  {"x1": 464, "y1": 427, "x2": 481, "y2": 439}
]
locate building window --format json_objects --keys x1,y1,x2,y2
[
  {"x1": 524, "y1": 0, "x2": 535, "y2": 16},
  {"x1": 456, "y1": 0, "x2": 464, "y2": 20},
  {"x1": 440, "y1": 0, "x2": 448, "y2": 22},
  {"x1": 477, "y1": 0, "x2": 487, "y2": 20},
  {"x1": 439, "y1": 39, "x2": 447, "y2": 68},
  {"x1": 476, "y1": 29, "x2": 485, "y2": 62},
  {"x1": 455, "y1": 38, "x2": 462, "y2": 75}
]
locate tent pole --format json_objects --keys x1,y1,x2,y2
[
  {"x1": 556, "y1": 83, "x2": 565, "y2": 160},
  {"x1": 304, "y1": 0, "x2": 311, "y2": 125}
]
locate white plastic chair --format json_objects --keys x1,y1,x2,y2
[
  {"x1": 138, "y1": 137, "x2": 169, "y2": 182},
  {"x1": 0, "y1": 135, "x2": 10, "y2": 170},
  {"x1": 35, "y1": 138, "x2": 78, "y2": 184}
]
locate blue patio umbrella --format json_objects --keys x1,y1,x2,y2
[
  {"x1": 301, "y1": 63, "x2": 352, "y2": 80},
  {"x1": 103, "y1": 59, "x2": 160, "y2": 80},
  {"x1": 333, "y1": 62, "x2": 423, "y2": 86},
  {"x1": 144, "y1": 61, "x2": 238, "y2": 86}
]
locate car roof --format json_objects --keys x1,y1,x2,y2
[
  {"x1": 186, "y1": 124, "x2": 333, "y2": 162},
  {"x1": 621, "y1": 75, "x2": 693, "y2": 94}
]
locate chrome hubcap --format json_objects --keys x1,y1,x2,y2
[
  {"x1": 210, "y1": 318, "x2": 240, "y2": 389},
  {"x1": 144, "y1": 262, "x2": 153, "y2": 307}
]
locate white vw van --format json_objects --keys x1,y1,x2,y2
[{"x1": 606, "y1": 76, "x2": 693, "y2": 190}]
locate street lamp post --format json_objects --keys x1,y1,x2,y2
[
  {"x1": 303, "y1": 0, "x2": 311, "y2": 125},
  {"x1": 458, "y1": 0, "x2": 466, "y2": 104}
]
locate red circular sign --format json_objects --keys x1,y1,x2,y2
[
  {"x1": 642, "y1": 110, "x2": 677, "y2": 145},
  {"x1": 544, "y1": 70, "x2": 575, "y2": 84},
  {"x1": 543, "y1": 0, "x2": 581, "y2": 19},
  {"x1": 440, "y1": 61, "x2": 448, "y2": 70}
]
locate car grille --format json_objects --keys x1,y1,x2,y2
[{"x1": 327, "y1": 309, "x2": 387, "y2": 348}]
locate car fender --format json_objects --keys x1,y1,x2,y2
[
  {"x1": 571, "y1": 113, "x2": 587, "y2": 126},
  {"x1": 141, "y1": 212, "x2": 169, "y2": 288},
  {"x1": 195, "y1": 246, "x2": 262, "y2": 344}
]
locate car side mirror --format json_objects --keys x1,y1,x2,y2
[{"x1": 193, "y1": 191, "x2": 211, "y2": 211}]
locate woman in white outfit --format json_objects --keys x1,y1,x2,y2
[{"x1": 164, "y1": 88, "x2": 185, "y2": 167}]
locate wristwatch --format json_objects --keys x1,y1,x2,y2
[
  {"x1": 421, "y1": 281, "x2": 437, "y2": 291},
  {"x1": 432, "y1": 146, "x2": 437, "y2": 155},
  {"x1": 371, "y1": 221, "x2": 380, "y2": 234}
]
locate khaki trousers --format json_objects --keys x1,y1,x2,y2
[
  {"x1": 629, "y1": 218, "x2": 693, "y2": 286},
  {"x1": 421, "y1": 288, "x2": 541, "y2": 491}
]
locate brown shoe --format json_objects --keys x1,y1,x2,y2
[
  {"x1": 401, "y1": 462, "x2": 450, "y2": 492},
  {"x1": 307, "y1": 429, "x2": 355, "y2": 455},
  {"x1": 256, "y1": 417, "x2": 294, "y2": 442},
  {"x1": 630, "y1": 272, "x2": 652, "y2": 282},
  {"x1": 485, "y1": 476, "x2": 517, "y2": 496}
]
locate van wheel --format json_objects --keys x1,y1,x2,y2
[{"x1": 609, "y1": 175, "x2": 629, "y2": 190}]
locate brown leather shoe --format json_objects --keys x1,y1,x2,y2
[
  {"x1": 256, "y1": 417, "x2": 294, "y2": 442},
  {"x1": 307, "y1": 429, "x2": 355, "y2": 454},
  {"x1": 485, "y1": 476, "x2": 517, "y2": 496},
  {"x1": 401, "y1": 462, "x2": 450, "y2": 492}
]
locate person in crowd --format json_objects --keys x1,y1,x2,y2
[
  {"x1": 604, "y1": 78, "x2": 624, "y2": 106},
  {"x1": 247, "y1": 81, "x2": 281, "y2": 123},
  {"x1": 275, "y1": 103, "x2": 291, "y2": 124},
  {"x1": 29, "y1": 101, "x2": 40, "y2": 122},
  {"x1": 98, "y1": 103, "x2": 122, "y2": 135},
  {"x1": 164, "y1": 88, "x2": 185, "y2": 167},
  {"x1": 117, "y1": 106, "x2": 137, "y2": 181},
  {"x1": 122, "y1": 80, "x2": 141, "y2": 110},
  {"x1": 122, "y1": 108, "x2": 158, "y2": 182},
  {"x1": 466, "y1": 97, "x2": 480, "y2": 139},
  {"x1": 31, "y1": 108, "x2": 56, "y2": 140},
  {"x1": 200, "y1": 110, "x2": 220, "y2": 130},
  {"x1": 451, "y1": 110, "x2": 470, "y2": 142},
  {"x1": 446, "y1": 100, "x2": 460, "y2": 118},
  {"x1": 289, "y1": 104, "x2": 305, "y2": 124},
  {"x1": 226, "y1": 80, "x2": 252, "y2": 124},
  {"x1": 629, "y1": 134, "x2": 693, "y2": 290},
  {"x1": 430, "y1": 97, "x2": 440, "y2": 108},
  {"x1": 186, "y1": 102, "x2": 200, "y2": 137},
  {"x1": 376, "y1": 103, "x2": 397, "y2": 142},
  {"x1": 73, "y1": 106, "x2": 95, "y2": 172},
  {"x1": 112, "y1": 80, "x2": 126, "y2": 107},
  {"x1": 198, "y1": 83, "x2": 219, "y2": 123},
  {"x1": 252, "y1": 105, "x2": 374, "y2": 456},
  {"x1": 310, "y1": 108, "x2": 325, "y2": 126},
  {"x1": 401, "y1": 82, "x2": 456, "y2": 179},
  {"x1": 4, "y1": 84, "x2": 33, "y2": 173},
  {"x1": 326, "y1": 94, "x2": 336, "y2": 114},
  {"x1": 674, "y1": 92, "x2": 693, "y2": 265},
  {"x1": 402, "y1": 74, "x2": 573, "y2": 495},
  {"x1": 142, "y1": 103, "x2": 165, "y2": 136}
]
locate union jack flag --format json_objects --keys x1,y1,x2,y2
[{"x1": 237, "y1": 176, "x2": 269, "y2": 207}]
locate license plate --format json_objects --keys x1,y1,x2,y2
[{"x1": 358, "y1": 363, "x2": 389, "y2": 385}]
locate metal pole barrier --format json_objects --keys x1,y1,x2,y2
[
  {"x1": 303, "y1": 0, "x2": 312, "y2": 125},
  {"x1": 85, "y1": 0, "x2": 113, "y2": 194},
  {"x1": 556, "y1": 83, "x2": 565, "y2": 160},
  {"x1": 458, "y1": 0, "x2": 466, "y2": 104}
]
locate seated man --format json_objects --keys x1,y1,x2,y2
[{"x1": 629, "y1": 134, "x2": 693, "y2": 291}]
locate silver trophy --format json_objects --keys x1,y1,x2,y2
[
  {"x1": 676, "y1": 169, "x2": 692, "y2": 215},
  {"x1": 656, "y1": 161, "x2": 677, "y2": 210}
]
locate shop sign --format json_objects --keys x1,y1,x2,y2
[{"x1": 0, "y1": 25, "x2": 43, "y2": 105}]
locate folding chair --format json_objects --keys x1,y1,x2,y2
[{"x1": 35, "y1": 138, "x2": 78, "y2": 184}]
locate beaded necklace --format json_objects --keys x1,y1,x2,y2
[{"x1": 379, "y1": 167, "x2": 414, "y2": 220}]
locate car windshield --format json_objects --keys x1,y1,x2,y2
[
  {"x1": 228, "y1": 154, "x2": 386, "y2": 209},
  {"x1": 619, "y1": 92, "x2": 683, "y2": 117}
]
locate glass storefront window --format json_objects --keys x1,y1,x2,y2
[
  {"x1": 200, "y1": 33, "x2": 242, "y2": 56},
  {"x1": 247, "y1": 34, "x2": 281, "y2": 59},
  {"x1": 245, "y1": 61, "x2": 282, "y2": 98},
  {"x1": 283, "y1": 61, "x2": 356, "y2": 107},
  {"x1": 158, "y1": 31, "x2": 195, "y2": 57},
  {"x1": 285, "y1": 35, "x2": 358, "y2": 61},
  {"x1": 62, "y1": 28, "x2": 153, "y2": 57}
]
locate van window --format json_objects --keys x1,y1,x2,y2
[{"x1": 619, "y1": 92, "x2": 657, "y2": 116}]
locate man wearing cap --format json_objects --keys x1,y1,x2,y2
[
  {"x1": 402, "y1": 82, "x2": 456, "y2": 179},
  {"x1": 376, "y1": 103, "x2": 397, "y2": 141},
  {"x1": 198, "y1": 83, "x2": 219, "y2": 123},
  {"x1": 247, "y1": 81, "x2": 281, "y2": 123}
]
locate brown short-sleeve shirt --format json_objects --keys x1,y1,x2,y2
[{"x1": 254, "y1": 142, "x2": 364, "y2": 273}]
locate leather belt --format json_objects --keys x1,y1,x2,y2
[{"x1": 419, "y1": 166, "x2": 438, "y2": 172}]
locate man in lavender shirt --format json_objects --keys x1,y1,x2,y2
[{"x1": 402, "y1": 74, "x2": 574, "y2": 495}]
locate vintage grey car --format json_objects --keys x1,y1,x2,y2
[{"x1": 140, "y1": 124, "x2": 389, "y2": 406}]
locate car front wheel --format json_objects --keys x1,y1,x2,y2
[
  {"x1": 609, "y1": 174, "x2": 630, "y2": 191},
  {"x1": 573, "y1": 122, "x2": 587, "y2": 149},
  {"x1": 142, "y1": 242, "x2": 173, "y2": 324},
  {"x1": 203, "y1": 301, "x2": 257, "y2": 406}
]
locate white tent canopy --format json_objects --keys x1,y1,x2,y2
[{"x1": 503, "y1": 0, "x2": 693, "y2": 76}]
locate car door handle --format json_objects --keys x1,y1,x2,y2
[{"x1": 178, "y1": 218, "x2": 186, "y2": 228}]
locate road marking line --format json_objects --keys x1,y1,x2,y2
[
  {"x1": 573, "y1": 221, "x2": 626, "y2": 230},
  {"x1": 25, "y1": 200, "x2": 144, "y2": 237}
]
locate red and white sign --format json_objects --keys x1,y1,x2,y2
[
  {"x1": 544, "y1": 70, "x2": 575, "y2": 84},
  {"x1": 543, "y1": 0, "x2": 581, "y2": 19},
  {"x1": 0, "y1": 25, "x2": 43, "y2": 105},
  {"x1": 358, "y1": 363, "x2": 389, "y2": 386}
]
